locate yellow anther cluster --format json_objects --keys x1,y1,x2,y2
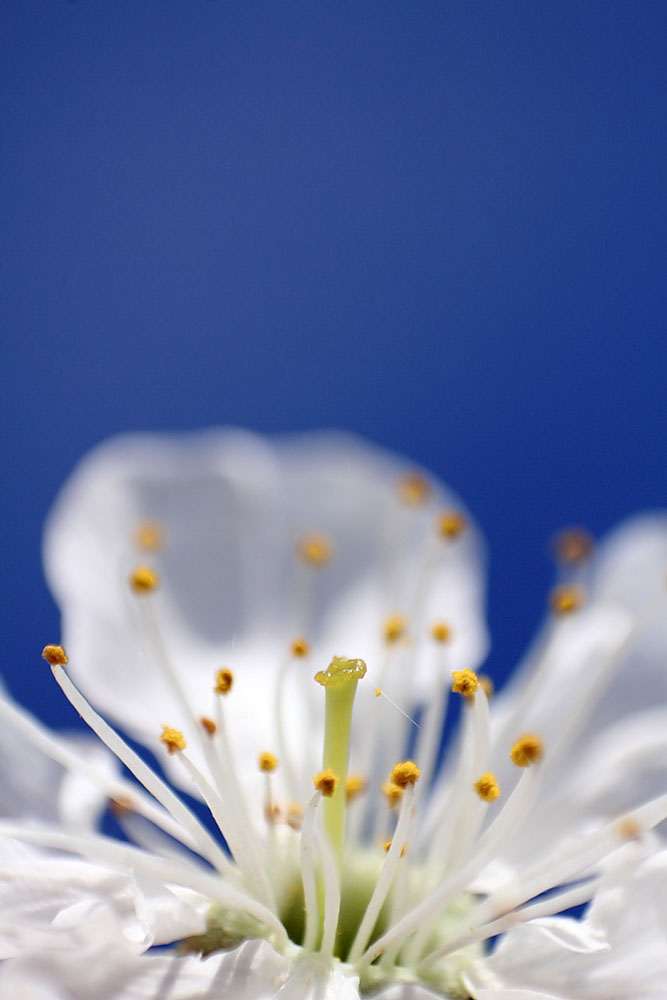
[
  {"x1": 437, "y1": 510, "x2": 467, "y2": 540},
  {"x1": 291, "y1": 637, "x2": 310, "y2": 657},
  {"x1": 552, "y1": 527, "x2": 593, "y2": 566},
  {"x1": 129, "y1": 566, "x2": 159, "y2": 594},
  {"x1": 478, "y1": 674, "x2": 494, "y2": 699},
  {"x1": 390, "y1": 760, "x2": 420, "y2": 788},
  {"x1": 549, "y1": 585, "x2": 585, "y2": 616},
  {"x1": 431, "y1": 621, "x2": 452, "y2": 643},
  {"x1": 474, "y1": 772, "x2": 501, "y2": 802},
  {"x1": 286, "y1": 803, "x2": 304, "y2": 830},
  {"x1": 383, "y1": 840, "x2": 407, "y2": 856},
  {"x1": 313, "y1": 768, "x2": 339, "y2": 797},
  {"x1": 41, "y1": 644, "x2": 68, "y2": 666},
  {"x1": 345, "y1": 774, "x2": 367, "y2": 803},
  {"x1": 510, "y1": 733, "x2": 544, "y2": 767},
  {"x1": 314, "y1": 656, "x2": 367, "y2": 688},
  {"x1": 214, "y1": 668, "x2": 234, "y2": 695},
  {"x1": 258, "y1": 751, "x2": 279, "y2": 773},
  {"x1": 398, "y1": 471, "x2": 431, "y2": 505},
  {"x1": 451, "y1": 669, "x2": 479, "y2": 697},
  {"x1": 134, "y1": 520, "x2": 165, "y2": 552},
  {"x1": 384, "y1": 613, "x2": 408, "y2": 644},
  {"x1": 298, "y1": 533, "x2": 333, "y2": 567},
  {"x1": 200, "y1": 716, "x2": 217, "y2": 736},
  {"x1": 381, "y1": 781, "x2": 404, "y2": 808},
  {"x1": 160, "y1": 726, "x2": 186, "y2": 755}
]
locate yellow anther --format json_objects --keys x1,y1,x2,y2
[
  {"x1": 549, "y1": 584, "x2": 585, "y2": 615},
  {"x1": 265, "y1": 803, "x2": 281, "y2": 825},
  {"x1": 313, "y1": 768, "x2": 339, "y2": 797},
  {"x1": 129, "y1": 565, "x2": 159, "y2": 594},
  {"x1": 160, "y1": 726, "x2": 186, "y2": 755},
  {"x1": 298, "y1": 533, "x2": 333, "y2": 567},
  {"x1": 552, "y1": 527, "x2": 593, "y2": 566},
  {"x1": 383, "y1": 839, "x2": 408, "y2": 856},
  {"x1": 617, "y1": 816, "x2": 642, "y2": 841},
  {"x1": 474, "y1": 772, "x2": 501, "y2": 802},
  {"x1": 258, "y1": 751, "x2": 279, "y2": 773},
  {"x1": 291, "y1": 637, "x2": 310, "y2": 657},
  {"x1": 200, "y1": 716, "x2": 217, "y2": 736},
  {"x1": 390, "y1": 760, "x2": 420, "y2": 788},
  {"x1": 134, "y1": 520, "x2": 165, "y2": 552},
  {"x1": 431, "y1": 621, "x2": 452, "y2": 643},
  {"x1": 478, "y1": 674, "x2": 494, "y2": 699},
  {"x1": 109, "y1": 795, "x2": 135, "y2": 816},
  {"x1": 314, "y1": 655, "x2": 367, "y2": 688},
  {"x1": 41, "y1": 644, "x2": 68, "y2": 666},
  {"x1": 451, "y1": 669, "x2": 479, "y2": 697},
  {"x1": 398, "y1": 471, "x2": 431, "y2": 505},
  {"x1": 510, "y1": 733, "x2": 544, "y2": 768},
  {"x1": 286, "y1": 803, "x2": 304, "y2": 830},
  {"x1": 381, "y1": 781, "x2": 404, "y2": 807},
  {"x1": 375, "y1": 688, "x2": 382, "y2": 697},
  {"x1": 384, "y1": 613, "x2": 408, "y2": 644},
  {"x1": 345, "y1": 774, "x2": 367, "y2": 803},
  {"x1": 437, "y1": 510, "x2": 467, "y2": 540},
  {"x1": 214, "y1": 668, "x2": 234, "y2": 695}
]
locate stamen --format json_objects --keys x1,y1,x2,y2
[
  {"x1": 389, "y1": 760, "x2": 420, "y2": 788},
  {"x1": 258, "y1": 751, "x2": 279, "y2": 773},
  {"x1": 381, "y1": 781, "x2": 404, "y2": 808},
  {"x1": 200, "y1": 716, "x2": 217, "y2": 736},
  {"x1": 510, "y1": 733, "x2": 544, "y2": 767},
  {"x1": 298, "y1": 533, "x2": 333, "y2": 567},
  {"x1": 451, "y1": 668, "x2": 479, "y2": 697},
  {"x1": 129, "y1": 565, "x2": 159, "y2": 593},
  {"x1": 41, "y1": 644, "x2": 68, "y2": 666},
  {"x1": 348, "y1": 778, "x2": 419, "y2": 962},
  {"x1": 384, "y1": 614, "x2": 408, "y2": 644},
  {"x1": 360, "y1": 766, "x2": 542, "y2": 968},
  {"x1": 299, "y1": 791, "x2": 323, "y2": 951},
  {"x1": 134, "y1": 520, "x2": 165, "y2": 552},
  {"x1": 313, "y1": 768, "x2": 339, "y2": 797},
  {"x1": 437, "y1": 510, "x2": 467, "y2": 540},
  {"x1": 49, "y1": 662, "x2": 231, "y2": 875},
  {"x1": 214, "y1": 668, "x2": 234, "y2": 695},
  {"x1": 345, "y1": 774, "x2": 367, "y2": 803},
  {"x1": 0, "y1": 686, "x2": 201, "y2": 853},
  {"x1": 478, "y1": 674, "x2": 494, "y2": 699},
  {"x1": 160, "y1": 726, "x2": 186, "y2": 755},
  {"x1": 291, "y1": 637, "x2": 310, "y2": 657},
  {"x1": 552, "y1": 526, "x2": 593, "y2": 566},
  {"x1": 286, "y1": 803, "x2": 304, "y2": 830},
  {"x1": 474, "y1": 772, "x2": 500, "y2": 802},
  {"x1": 431, "y1": 621, "x2": 452, "y2": 643},
  {"x1": 398, "y1": 471, "x2": 431, "y2": 505},
  {"x1": 549, "y1": 584, "x2": 584, "y2": 615}
]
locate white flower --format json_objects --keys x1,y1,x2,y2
[{"x1": 1, "y1": 429, "x2": 666, "y2": 999}]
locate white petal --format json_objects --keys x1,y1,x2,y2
[
  {"x1": 0, "y1": 836, "x2": 205, "y2": 958},
  {"x1": 0, "y1": 935, "x2": 290, "y2": 1000}
]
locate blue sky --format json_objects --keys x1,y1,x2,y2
[{"x1": 2, "y1": 0, "x2": 666, "y2": 728}]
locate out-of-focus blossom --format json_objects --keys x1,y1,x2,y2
[{"x1": 0, "y1": 430, "x2": 665, "y2": 998}]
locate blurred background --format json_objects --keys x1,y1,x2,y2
[{"x1": 2, "y1": 0, "x2": 666, "y2": 730}]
